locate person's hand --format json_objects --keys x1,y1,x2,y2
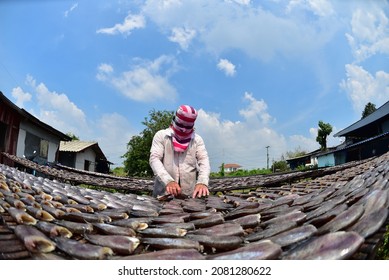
[
  {"x1": 192, "y1": 184, "x2": 209, "y2": 198},
  {"x1": 166, "y1": 181, "x2": 182, "y2": 197}
]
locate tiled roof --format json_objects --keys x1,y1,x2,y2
[{"x1": 59, "y1": 141, "x2": 98, "y2": 152}]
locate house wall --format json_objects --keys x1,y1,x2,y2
[
  {"x1": 18, "y1": 122, "x2": 61, "y2": 162},
  {"x1": 317, "y1": 154, "x2": 335, "y2": 168},
  {"x1": 75, "y1": 148, "x2": 96, "y2": 171}
]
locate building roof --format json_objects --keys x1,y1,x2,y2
[
  {"x1": 59, "y1": 141, "x2": 108, "y2": 161},
  {"x1": 1, "y1": 91, "x2": 71, "y2": 141},
  {"x1": 334, "y1": 100, "x2": 389, "y2": 137},
  {"x1": 224, "y1": 163, "x2": 242, "y2": 168}
]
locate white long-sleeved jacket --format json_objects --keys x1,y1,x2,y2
[{"x1": 149, "y1": 128, "x2": 210, "y2": 197}]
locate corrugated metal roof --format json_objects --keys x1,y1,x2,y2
[
  {"x1": 59, "y1": 141, "x2": 97, "y2": 152},
  {"x1": 334, "y1": 100, "x2": 389, "y2": 137}
]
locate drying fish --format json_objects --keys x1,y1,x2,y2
[
  {"x1": 283, "y1": 231, "x2": 364, "y2": 260},
  {"x1": 159, "y1": 208, "x2": 184, "y2": 215},
  {"x1": 130, "y1": 209, "x2": 159, "y2": 218},
  {"x1": 0, "y1": 199, "x2": 11, "y2": 209},
  {"x1": 54, "y1": 236, "x2": 113, "y2": 260},
  {"x1": 14, "y1": 224, "x2": 56, "y2": 253},
  {"x1": 261, "y1": 210, "x2": 306, "y2": 228},
  {"x1": 224, "y1": 205, "x2": 267, "y2": 220},
  {"x1": 186, "y1": 234, "x2": 243, "y2": 251},
  {"x1": 99, "y1": 209, "x2": 129, "y2": 220},
  {"x1": 191, "y1": 213, "x2": 224, "y2": 228},
  {"x1": 111, "y1": 218, "x2": 149, "y2": 230},
  {"x1": 41, "y1": 205, "x2": 66, "y2": 218},
  {"x1": 191, "y1": 222, "x2": 245, "y2": 237},
  {"x1": 138, "y1": 227, "x2": 187, "y2": 238},
  {"x1": 4, "y1": 196, "x2": 25, "y2": 209},
  {"x1": 151, "y1": 215, "x2": 185, "y2": 224},
  {"x1": 207, "y1": 240, "x2": 282, "y2": 260},
  {"x1": 117, "y1": 248, "x2": 205, "y2": 260},
  {"x1": 245, "y1": 221, "x2": 297, "y2": 242},
  {"x1": 347, "y1": 207, "x2": 388, "y2": 238},
  {"x1": 36, "y1": 221, "x2": 72, "y2": 238},
  {"x1": 26, "y1": 206, "x2": 55, "y2": 222},
  {"x1": 142, "y1": 237, "x2": 201, "y2": 251},
  {"x1": 54, "y1": 220, "x2": 94, "y2": 234},
  {"x1": 61, "y1": 212, "x2": 111, "y2": 223},
  {"x1": 188, "y1": 209, "x2": 217, "y2": 220},
  {"x1": 229, "y1": 213, "x2": 261, "y2": 229},
  {"x1": 152, "y1": 222, "x2": 196, "y2": 231},
  {"x1": 361, "y1": 189, "x2": 388, "y2": 217},
  {"x1": 63, "y1": 204, "x2": 94, "y2": 213},
  {"x1": 307, "y1": 204, "x2": 348, "y2": 227},
  {"x1": 7, "y1": 207, "x2": 37, "y2": 225},
  {"x1": 84, "y1": 234, "x2": 140, "y2": 255},
  {"x1": 92, "y1": 223, "x2": 136, "y2": 236},
  {"x1": 269, "y1": 224, "x2": 317, "y2": 248},
  {"x1": 317, "y1": 204, "x2": 364, "y2": 234},
  {"x1": 66, "y1": 193, "x2": 91, "y2": 205}
]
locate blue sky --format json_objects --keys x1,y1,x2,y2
[{"x1": 1, "y1": 0, "x2": 389, "y2": 172}]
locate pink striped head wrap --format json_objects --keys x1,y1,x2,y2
[{"x1": 170, "y1": 105, "x2": 198, "y2": 152}]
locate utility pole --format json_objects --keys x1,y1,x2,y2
[{"x1": 266, "y1": 146, "x2": 270, "y2": 170}]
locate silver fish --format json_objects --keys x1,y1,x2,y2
[
  {"x1": 186, "y1": 234, "x2": 243, "y2": 251},
  {"x1": 268, "y1": 224, "x2": 317, "y2": 248},
  {"x1": 14, "y1": 224, "x2": 56, "y2": 253},
  {"x1": 35, "y1": 221, "x2": 73, "y2": 238},
  {"x1": 116, "y1": 248, "x2": 205, "y2": 260},
  {"x1": 84, "y1": 234, "x2": 140, "y2": 255},
  {"x1": 317, "y1": 204, "x2": 364, "y2": 234},
  {"x1": 54, "y1": 236, "x2": 113, "y2": 260},
  {"x1": 141, "y1": 237, "x2": 201, "y2": 250},
  {"x1": 346, "y1": 207, "x2": 388, "y2": 238},
  {"x1": 207, "y1": 240, "x2": 282, "y2": 260},
  {"x1": 284, "y1": 231, "x2": 364, "y2": 260}
]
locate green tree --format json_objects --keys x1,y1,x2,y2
[
  {"x1": 316, "y1": 121, "x2": 333, "y2": 151},
  {"x1": 285, "y1": 146, "x2": 307, "y2": 159},
  {"x1": 122, "y1": 109, "x2": 174, "y2": 177},
  {"x1": 66, "y1": 132, "x2": 79, "y2": 140},
  {"x1": 361, "y1": 102, "x2": 377, "y2": 119},
  {"x1": 271, "y1": 160, "x2": 289, "y2": 172}
]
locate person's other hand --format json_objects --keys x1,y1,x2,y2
[
  {"x1": 192, "y1": 184, "x2": 209, "y2": 198},
  {"x1": 166, "y1": 181, "x2": 182, "y2": 197}
]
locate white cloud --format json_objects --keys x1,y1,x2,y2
[
  {"x1": 96, "y1": 55, "x2": 178, "y2": 102},
  {"x1": 11, "y1": 87, "x2": 32, "y2": 108},
  {"x1": 96, "y1": 13, "x2": 145, "y2": 36},
  {"x1": 217, "y1": 58, "x2": 236, "y2": 77},
  {"x1": 239, "y1": 92, "x2": 274, "y2": 124},
  {"x1": 195, "y1": 93, "x2": 285, "y2": 171},
  {"x1": 286, "y1": 0, "x2": 334, "y2": 17},
  {"x1": 340, "y1": 64, "x2": 389, "y2": 113},
  {"x1": 142, "y1": 0, "x2": 337, "y2": 62},
  {"x1": 25, "y1": 75, "x2": 89, "y2": 136},
  {"x1": 93, "y1": 113, "x2": 135, "y2": 165},
  {"x1": 346, "y1": 6, "x2": 389, "y2": 62},
  {"x1": 168, "y1": 27, "x2": 196, "y2": 50},
  {"x1": 64, "y1": 3, "x2": 78, "y2": 18}
]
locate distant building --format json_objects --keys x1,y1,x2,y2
[
  {"x1": 223, "y1": 163, "x2": 242, "y2": 173},
  {"x1": 1, "y1": 91, "x2": 71, "y2": 166},
  {"x1": 332, "y1": 100, "x2": 389, "y2": 163},
  {"x1": 58, "y1": 141, "x2": 111, "y2": 173},
  {"x1": 286, "y1": 149, "x2": 320, "y2": 170},
  {"x1": 298, "y1": 100, "x2": 389, "y2": 169}
]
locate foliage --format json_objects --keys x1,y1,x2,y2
[
  {"x1": 111, "y1": 166, "x2": 127, "y2": 177},
  {"x1": 376, "y1": 225, "x2": 389, "y2": 260},
  {"x1": 210, "y1": 168, "x2": 272, "y2": 178},
  {"x1": 271, "y1": 160, "x2": 290, "y2": 172},
  {"x1": 219, "y1": 163, "x2": 225, "y2": 177},
  {"x1": 361, "y1": 102, "x2": 377, "y2": 119},
  {"x1": 316, "y1": 121, "x2": 333, "y2": 151},
  {"x1": 285, "y1": 146, "x2": 308, "y2": 159},
  {"x1": 66, "y1": 132, "x2": 79, "y2": 140},
  {"x1": 122, "y1": 109, "x2": 174, "y2": 177}
]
